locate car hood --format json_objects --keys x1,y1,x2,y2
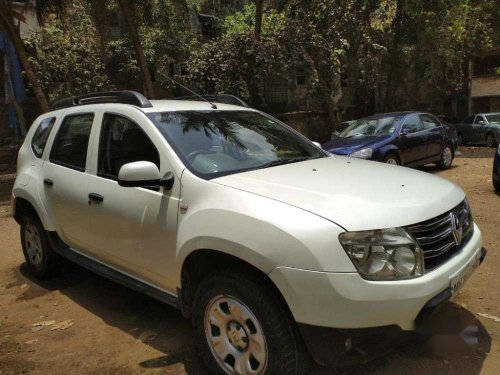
[
  {"x1": 322, "y1": 135, "x2": 391, "y2": 155},
  {"x1": 213, "y1": 156, "x2": 464, "y2": 231}
]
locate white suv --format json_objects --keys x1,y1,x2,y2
[{"x1": 12, "y1": 91, "x2": 486, "y2": 374}]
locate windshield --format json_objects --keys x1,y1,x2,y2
[
  {"x1": 339, "y1": 116, "x2": 397, "y2": 138},
  {"x1": 147, "y1": 110, "x2": 325, "y2": 178},
  {"x1": 486, "y1": 114, "x2": 500, "y2": 124}
]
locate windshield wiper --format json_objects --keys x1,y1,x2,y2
[{"x1": 258, "y1": 157, "x2": 312, "y2": 169}]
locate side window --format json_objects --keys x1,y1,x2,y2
[
  {"x1": 402, "y1": 115, "x2": 422, "y2": 134},
  {"x1": 98, "y1": 113, "x2": 160, "y2": 180},
  {"x1": 474, "y1": 116, "x2": 485, "y2": 124},
  {"x1": 31, "y1": 117, "x2": 56, "y2": 157},
  {"x1": 420, "y1": 114, "x2": 439, "y2": 130},
  {"x1": 50, "y1": 113, "x2": 94, "y2": 171}
]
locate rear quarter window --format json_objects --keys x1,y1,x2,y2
[{"x1": 31, "y1": 117, "x2": 56, "y2": 158}]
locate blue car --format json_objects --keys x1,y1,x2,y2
[
  {"x1": 494, "y1": 145, "x2": 500, "y2": 192},
  {"x1": 322, "y1": 112, "x2": 456, "y2": 169}
]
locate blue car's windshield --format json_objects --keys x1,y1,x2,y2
[
  {"x1": 147, "y1": 110, "x2": 325, "y2": 179},
  {"x1": 339, "y1": 116, "x2": 397, "y2": 138},
  {"x1": 486, "y1": 114, "x2": 500, "y2": 124}
]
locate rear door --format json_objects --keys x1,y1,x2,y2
[
  {"x1": 85, "y1": 109, "x2": 181, "y2": 292},
  {"x1": 41, "y1": 112, "x2": 95, "y2": 251},
  {"x1": 420, "y1": 114, "x2": 443, "y2": 158},
  {"x1": 399, "y1": 114, "x2": 426, "y2": 165}
]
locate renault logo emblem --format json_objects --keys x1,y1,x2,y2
[{"x1": 450, "y1": 212, "x2": 463, "y2": 245}]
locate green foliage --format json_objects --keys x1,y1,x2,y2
[
  {"x1": 224, "y1": 3, "x2": 285, "y2": 36},
  {"x1": 24, "y1": 1, "x2": 110, "y2": 102}
]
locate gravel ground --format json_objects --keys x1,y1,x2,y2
[{"x1": 0, "y1": 147, "x2": 499, "y2": 375}]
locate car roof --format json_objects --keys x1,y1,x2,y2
[
  {"x1": 364, "y1": 111, "x2": 422, "y2": 120},
  {"x1": 43, "y1": 99, "x2": 256, "y2": 117},
  {"x1": 142, "y1": 100, "x2": 255, "y2": 113},
  {"x1": 476, "y1": 112, "x2": 500, "y2": 116}
]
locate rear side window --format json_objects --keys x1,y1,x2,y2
[
  {"x1": 98, "y1": 113, "x2": 160, "y2": 180},
  {"x1": 31, "y1": 117, "x2": 56, "y2": 157},
  {"x1": 50, "y1": 113, "x2": 94, "y2": 171},
  {"x1": 402, "y1": 115, "x2": 422, "y2": 134},
  {"x1": 420, "y1": 114, "x2": 439, "y2": 130}
]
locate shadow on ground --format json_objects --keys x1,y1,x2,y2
[{"x1": 10, "y1": 261, "x2": 492, "y2": 375}]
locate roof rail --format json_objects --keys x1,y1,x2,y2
[
  {"x1": 172, "y1": 94, "x2": 249, "y2": 108},
  {"x1": 52, "y1": 91, "x2": 153, "y2": 110}
]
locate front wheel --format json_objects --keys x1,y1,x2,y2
[
  {"x1": 437, "y1": 145, "x2": 454, "y2": 169},
  {"x1": 193, "y1": 270, "x2": 308, "y2": 375},
  {"x1": 384, "y1": 154, "x2": 400, "y2": 165}
]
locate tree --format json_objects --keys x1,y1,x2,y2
[
  {"x1": 0, "y1": 0, "x2": 50, "y2": 112},
  {"x1": 24, "y1": 1, "x2": 111, "y2": 102},
  {"x1": 116, "y1": 0, "x2": 155, "y2": 98},
  {"x1": 255, "y1": 0, "x2": 262, "y2": 41}
]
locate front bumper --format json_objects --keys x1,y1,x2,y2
[
  {"x1": 269, "y1": 223, "x2": 484, "y2": 331},
  {"x1": 296, "y1": 246, "x2": 487, "y2": 367}
]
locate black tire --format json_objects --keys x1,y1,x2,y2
[
  {"x1": 20, "y1": 214, "x2": 58, "y2": 279},
  {"x1": 437, "y1": 144, "x2": 454, "y2": 170},
  {"x1": 383, "y1": 154, "x2": 400, "y2": 165},
  {"x1": 193, "y1": 269, "x2": 308, "y2": 375},
  {"x1": 486, "y1": 133, "x2": 497, "y2": 148},
  {"x1": 494, "y1": 176, "x2": 500, "y2": 192}
]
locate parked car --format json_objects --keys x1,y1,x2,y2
[
  {"x1": 494, "y1": 145, "x2": 500, "y2": 192},
  {"x1": 322, "y1": 111, "x2": 457, "y2": 169},
  {"x1": 12, "y1": 92, "x2": 486, "y2": 374},
  {"x1": 330, "y1": 120, "x2": 353, "y2": 139},
  {"x1": 456, "y1": 113, "x2": 500, "y2": 147}
]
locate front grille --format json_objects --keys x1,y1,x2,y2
[{"x1": 407, "y1": 200, "x2": 474, "y2": 271}]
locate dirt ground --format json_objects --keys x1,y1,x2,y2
[{"x1": 0, "y1": 147, "x2": 499, "y2": 375}]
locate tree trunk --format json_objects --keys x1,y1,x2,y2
[
  {"x1": 117, "y1": 0, "x2": 154, "y2": 98},
  {"x1": 255, "y1": 0, "x2": 263, "y2": 41},
  {"x1": 0, "y1": 0, "x2": 50, "y2": 113},
  {"x1": 384, "y1": 0, "x2": 403, "y2": 111}
]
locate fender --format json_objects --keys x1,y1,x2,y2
[{"x1": 12, "y1": 180, "x2": 55, "y2": 231}]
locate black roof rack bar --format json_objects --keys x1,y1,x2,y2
[
  {"x1": 172, "y1": 94, "x2": 250, "y2": 108},
  {"x1": 52, "y1": 91, "x2": 153, "y2": 110}
]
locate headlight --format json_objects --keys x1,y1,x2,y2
[
  {"x1": 339, "y1": 228, "x2": 424, "y2": 280},
  {"x1": 349, "y1": 148, "x2": 372, "y2": 159}
]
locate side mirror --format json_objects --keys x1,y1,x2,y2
[
  {"x1": 400, "y1": 128, "x2": 410, "y2": 136},
  {"x1": 118, "y1": 161, "x2": 174, "y2": 190},
  {"x1": 477, "y1": 120, "x2": 485, "y2": 125},
  {"x1": 312, "y1": 141, "x2": 322, "y2": 149}
]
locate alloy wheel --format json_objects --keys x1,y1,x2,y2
[
  {"x1": 442, "y1": 146, "x2": 453, "y2": 167},
  {"x1": 385, "y1": 157, "x2": 398, "y2": 165},
  {"x1": 204, "y1": 295, "x2": 267, "y2": 375},
  {"x1": 487, "y1": 134, "x2": 495, "y2": 148}
]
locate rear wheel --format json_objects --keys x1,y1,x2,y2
[
  {"x1": 486, "y1": 133, "x2": 497, "y2": 148},
  {"x1": 437, "y1": 145, "x2": 454, "y2": 170},
  {"x1": 20, "y1": 215, "x2": 57, "y2": 279},
  {"x1": 193, "y1": 270, "x2": 308, "y2": 375},
  {"x1": 384, "y1": 154, "x2": 400, "y2": 165}
]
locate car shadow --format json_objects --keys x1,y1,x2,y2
[{"x1": 13, "y1": 261, "x2": 492, "y2": 375}]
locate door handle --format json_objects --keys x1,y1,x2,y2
[
  {"x1": 43, "y1": 179, "x2": 54, "y2": 187},
  {"x1": 88, "y1": 193, "x2": 104, "y2": 203}
]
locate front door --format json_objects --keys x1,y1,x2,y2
[
  {"x1": 399, "y1": 114, "x2": 426, "y2": 165},
  {"x1": 41, "y1": 112, "x2": 95, "y2": 251},
  {"x1": 472, "y1": 115, "x2": 486, "y2": 143},
  {"x1": 85, "y1": 111, "x2": 180, "y2": 292}
]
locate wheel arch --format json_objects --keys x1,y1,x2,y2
[
  {"x1": 179, "y1": 248, "x2": 293, "y2": 320},
  {"x1": 12, "y1": 193, "x2": 52, "y2": 230}
]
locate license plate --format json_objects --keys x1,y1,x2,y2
[{"x1": 450, "y1": 251, "x2": 481, "y2": 297}]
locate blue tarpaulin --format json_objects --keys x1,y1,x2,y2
[{"x1": 0, "y1": 31, "x2": 27, "y2": 137}]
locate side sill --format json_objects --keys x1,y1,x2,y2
[{"x1": 47, "y1": 231, "x2": 180, "y2": 310}]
